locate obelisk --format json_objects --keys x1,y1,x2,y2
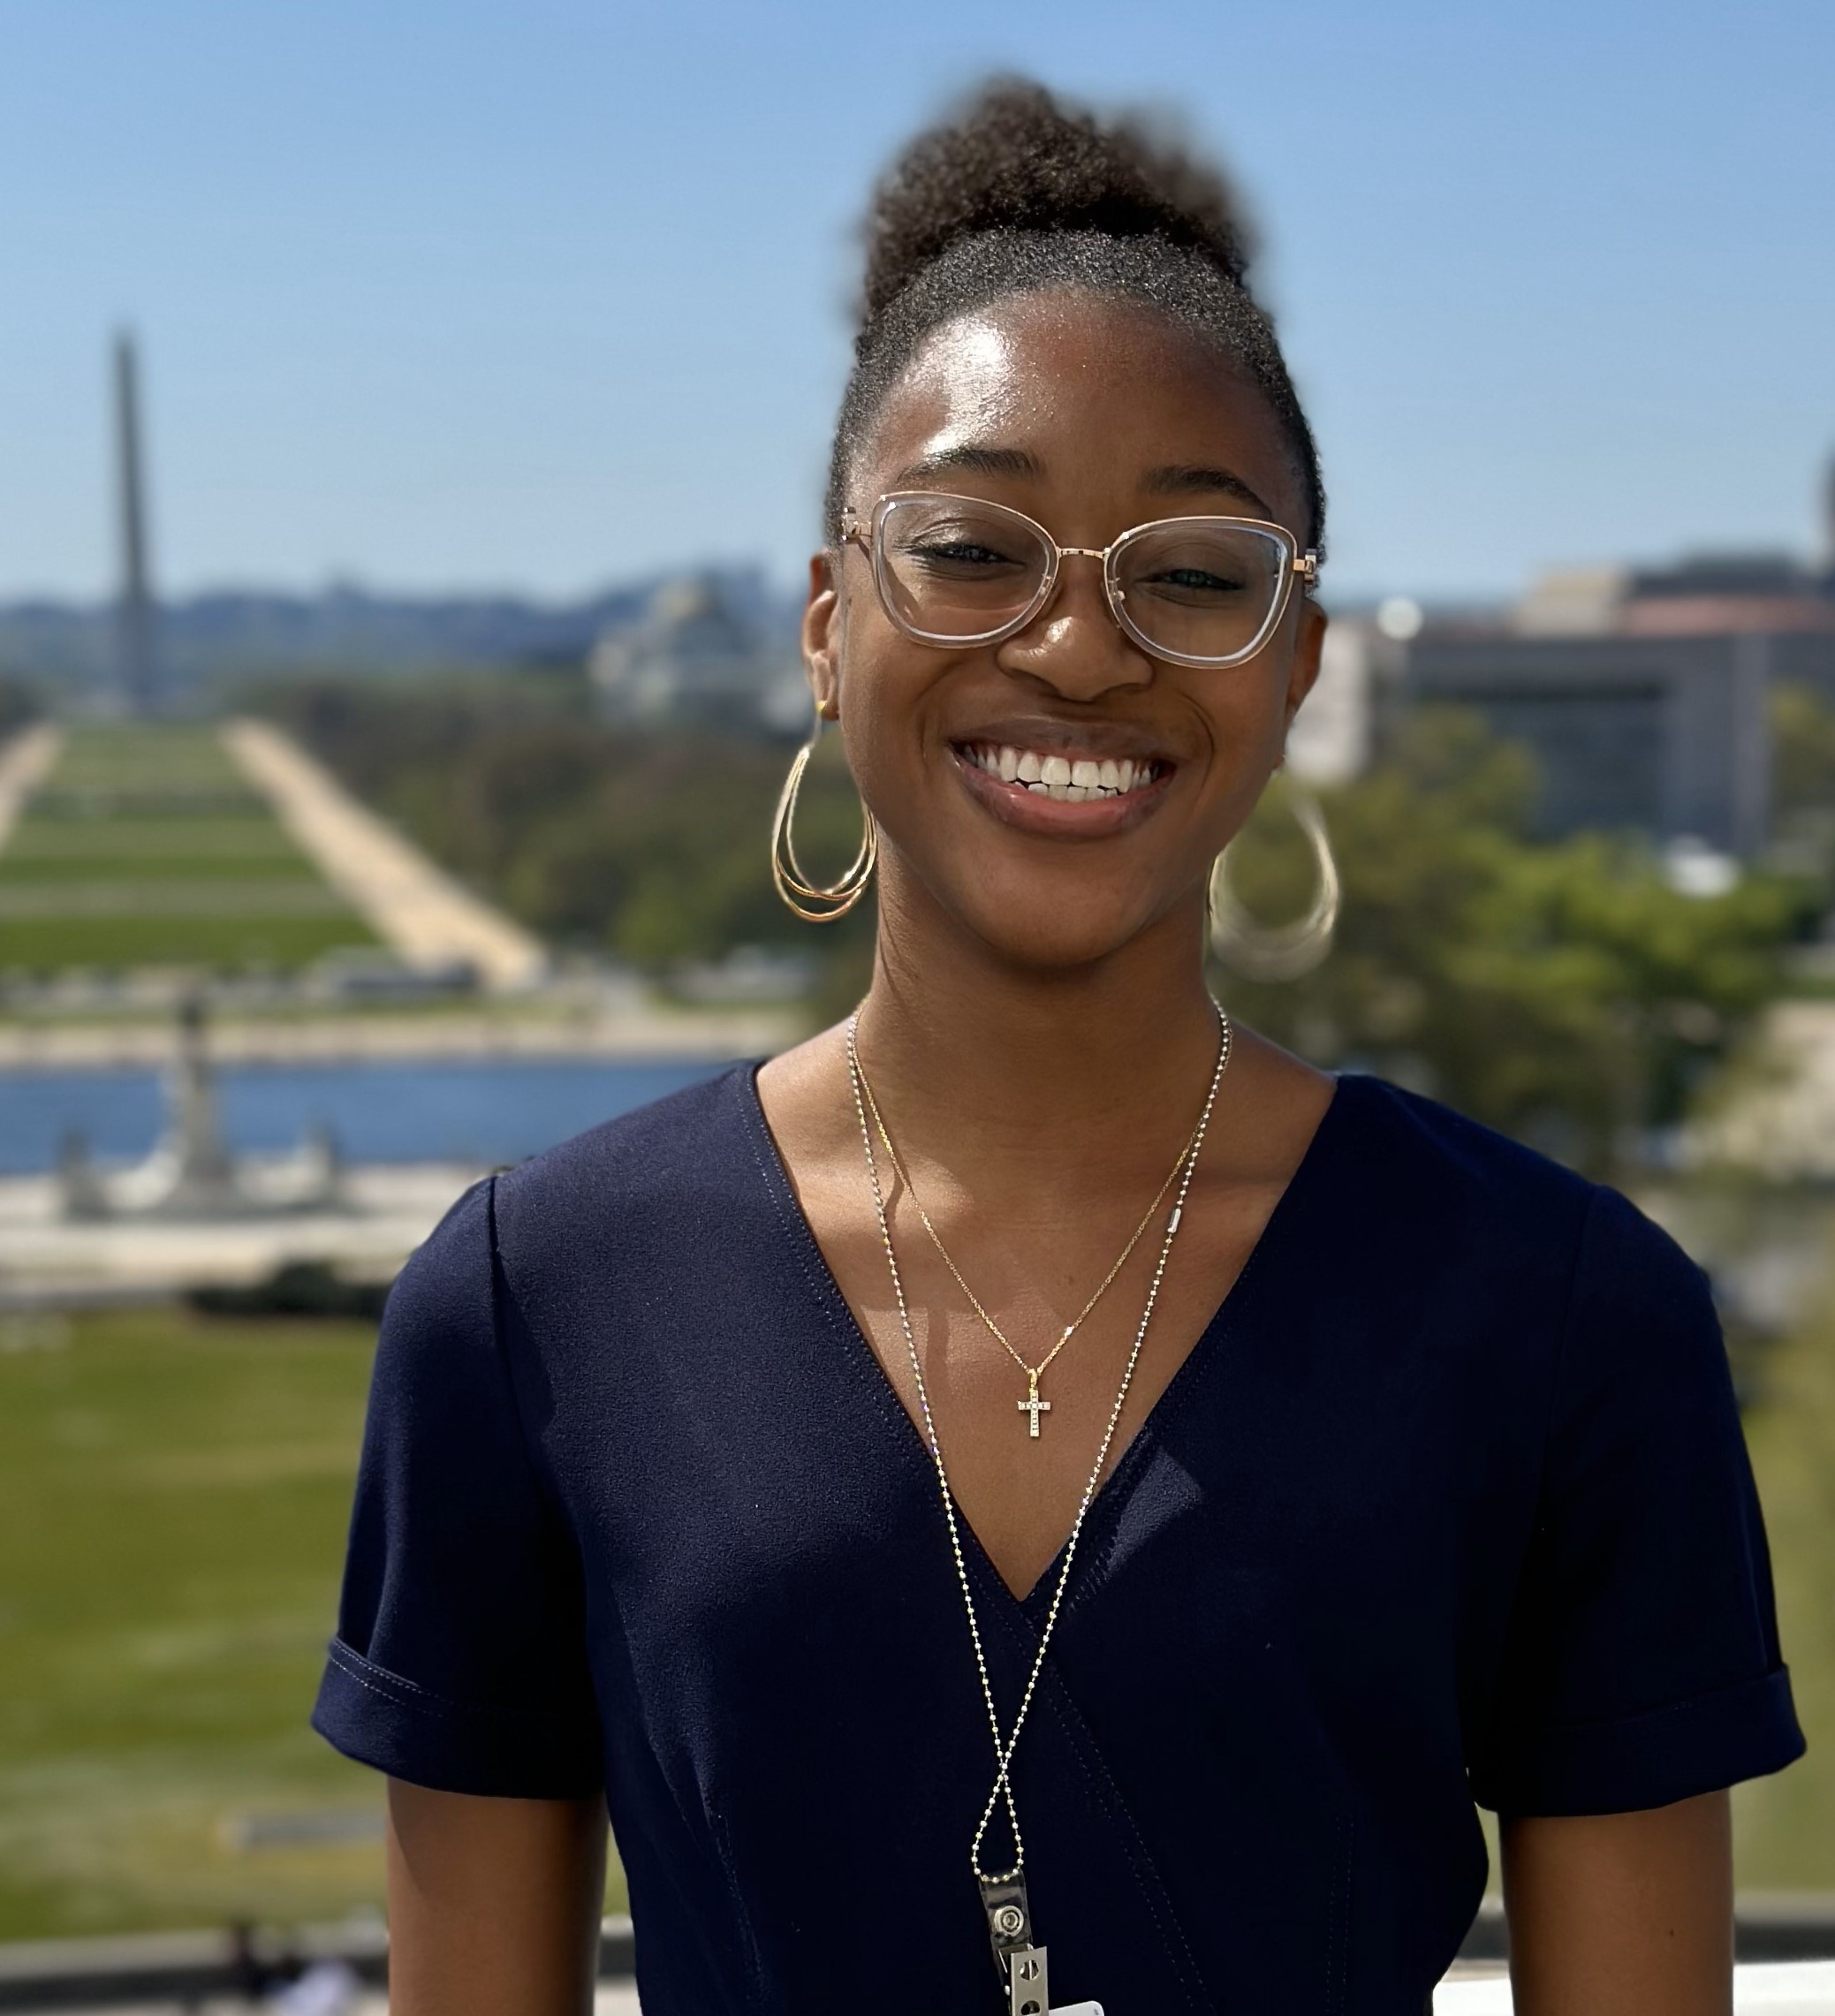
[{"x1": 113, "y1": 330, "x2": 157, "y2": 716}]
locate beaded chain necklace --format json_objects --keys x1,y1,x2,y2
[{"x1": 843, "y1": 1005, "x2": 1232, "y2": 2015}]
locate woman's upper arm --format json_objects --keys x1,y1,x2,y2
[
  {"x1": 313, "y1": 1177, "x2": 603, "y2": 1799},
  {"x1": 1502, "y1": 1790, "x2": 1732, "y2": 2016},
  {"x1": 386, "y1": 1780, "x2": 608, "y2": 2016},
  {"x1": 1471, "y1": 1188, "x2": 1801, "y2": 1819}
]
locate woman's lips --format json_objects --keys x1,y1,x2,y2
[{"x1": 948, "y1": 740, "x2": 1174, "y2": 837}]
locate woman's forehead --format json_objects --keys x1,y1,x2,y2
[{"x1": 861, "y1": 292, "x2": 1306, "y2": 530}]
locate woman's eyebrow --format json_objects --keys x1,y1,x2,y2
[
  {"x1": 888, "y1": 444, "x2": 1043, "y2": 487},
  {"x1": 1142, "y1": 463, "x2": 1273, "y2": 515}
]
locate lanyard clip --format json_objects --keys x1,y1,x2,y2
[{"x1": 980, "y1": 1874, "x2": 1049, "y2": 2016}]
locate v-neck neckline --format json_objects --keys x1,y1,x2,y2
[{"x1": 741, "y1": 1061, "x2": 1353, "y2": 1610}]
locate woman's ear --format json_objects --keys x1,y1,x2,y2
[
  {"x1": 1284, "y1": 599, "x2": 1327, "y2": 732},
  {"x1": 801, "y1": 551, "x2": 841, "y2": 720}
]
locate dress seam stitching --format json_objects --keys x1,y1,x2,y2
[
  {"x1": 738, "y1": 1071, "x2": 939, "y2": 1495},
  {"x1": 982, "y1": 1593, "x2": 1212, "y2": 2013},
  {"x1": 1511, "y1": 1660, "x2": 1793, "y2": 1744},
  {"x1": 323, "y1": 1637, "x2": 591, "y2": 1730}
]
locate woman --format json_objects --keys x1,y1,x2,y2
[{"x1": 314, "y1": 82, "x2": 1803, "y2": 2016}]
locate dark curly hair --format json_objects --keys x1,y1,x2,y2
[{"x1": 825, "y1": 79, "x2": 1325, "y2": 556}]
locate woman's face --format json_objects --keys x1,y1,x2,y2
[{"x1": 805, "y1": 290, "x2": 1325, "y2": 970}]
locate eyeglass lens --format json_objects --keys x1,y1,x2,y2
[{"x1": 875, "y1": 494, "x2": 1289, "y2": 664}]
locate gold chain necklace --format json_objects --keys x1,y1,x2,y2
[
  {"x1": 853, "y1": 1061, "x2": 1202, "y2": 1439},
  {"x1": 843, "y1": 1004, "x2": 1232, "y2": 2012}
]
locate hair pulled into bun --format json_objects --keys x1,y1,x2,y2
[
  {"x1": 859, "y1": 79, "x2": 1256, "y2": 328},
  {"x1": 826, "y1": 77, "x2": 1323, "y2": 554}
]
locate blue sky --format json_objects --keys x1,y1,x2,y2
[{"x1": 2, "y1": 0, "x2": 1831, "y2": 606}]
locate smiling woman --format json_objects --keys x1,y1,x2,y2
[{"x1": 310, "y1": 79, "x2": 1804, "y2": 2016}]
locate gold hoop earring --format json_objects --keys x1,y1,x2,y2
[
  {"x1": 1209, "y1": 781, "x2": 1339, "y2": 980},
  {"x1": 770, "y1": 705, "x2": 877, "y2": 922}
]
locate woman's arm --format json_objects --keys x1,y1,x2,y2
[
  {"x1": 385, "y1": 1780, "x2": 608, "y2": 2016},
  {"x1": 1501, "y1": 1789, "x2": 1733, "y2": 2016}
]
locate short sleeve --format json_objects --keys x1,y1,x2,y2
[
  {"x1": 311, "y1": 1178, "x2": 603, "y2": 1798},
  {"x1": 1471, "y1": 1185, "x2": 1805, "y2": 1816}
]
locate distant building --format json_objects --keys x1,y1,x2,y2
[
  {"x1": 1396, "y1": 464, "x2": 1835, "y2": 856},
  {"x1": 589, "y1": 574, "x2": 807, "y2": 733},
  {"x1": 1403, "y1": 628, "x2": 1779, "y2": 855},
  {"x1": 1287, "y1": 617, "x2": 1390, "y2": 785}
]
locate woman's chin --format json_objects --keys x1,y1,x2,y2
[{"x1": 948, "y1": 897, "x2": 1185, "y2": 973}]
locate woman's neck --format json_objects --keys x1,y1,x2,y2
[{"x1": 854, "y1": 881, "x2": 1224, "y2": 1193}]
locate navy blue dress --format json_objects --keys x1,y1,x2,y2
[{"x1": 314, "y1": 1067, "x2": 1803, "y2": 2015}]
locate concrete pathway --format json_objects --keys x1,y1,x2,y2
[
  {"x1": 221, "y1": 719, "x2": 546, "y2": 994},
  {"x1": 0, "y1": 1163, "x2": 480, "y2": 1300},
  {"x1": 0, "y1": 722, "x2": 63, "y2": 850},
  {"x1": 0, "y1": 1000, "x2": 794, "y2": 1068}
]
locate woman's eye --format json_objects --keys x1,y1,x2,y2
[
  {"x1": 1141, "y1": 566, "x2": 1248, "y2": 596},
  {"x1": 904, "y1": 540, "x2": 1026, "y2": 572}
]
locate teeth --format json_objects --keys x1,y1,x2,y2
[{"x1": 965, "y1": 744, "x2": 1161, "y2": 800}]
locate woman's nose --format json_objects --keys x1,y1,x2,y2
[{"x1": 995, "y1": 557, "x2": 1155, "y2": 699}]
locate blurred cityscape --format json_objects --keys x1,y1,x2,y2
[{"x1": 3, "y1": 335, "x2": 1834, "y2": 2001}]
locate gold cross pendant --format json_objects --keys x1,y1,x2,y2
[{"x1": 1017, "y1": 1368, "x2": 1051, "y2": 1438}]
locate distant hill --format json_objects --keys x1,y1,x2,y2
[{"x1": 0, "y1": 566, "x2": 798, "y2": 691}]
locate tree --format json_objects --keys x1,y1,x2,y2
[{"x1": 1217, "y1": 712, "x2": 1816, "y2": 1173}]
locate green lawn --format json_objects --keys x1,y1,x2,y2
[
  {"x1": 1733, "y1": 1235, "x2": 1835, "y2": 1885},
  {"x1": 0, "y1": 1305, "x2": 627, "y2": 1942},
  {"x1": 0, "y1": 725, "x2": 375, "y2": 976},
  {"x1": 0, "y1": 1307, "x2": 387, "y2": 1938},
  {"x1": 44, "y1": 724, "x2": 249, "y2": 798}
]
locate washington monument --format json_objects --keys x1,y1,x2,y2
[{"x1": 113, "y1": 330, "x2": 157, "y2": 716}]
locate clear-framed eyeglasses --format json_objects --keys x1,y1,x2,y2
[{"x1": 838, "y1": 489, "x2": 1319, "y2": 671}]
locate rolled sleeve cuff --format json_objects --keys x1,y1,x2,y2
[
  {"x1": 311, "y1": 1638, "x2": 604, "y2": 1800},
  {"x1": 1475, "y1": 1665, "x2": 1806, "y2": 1817}
]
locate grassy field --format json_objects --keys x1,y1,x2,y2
[
  {"x1": 0, "y1": 724, "x2": 375, "y2": 976},
  {"x1": 0, "y1": 1304, "x2": 628, "y2": 1941},
  {"x1": 0, "y1": 1269, "x2": 1829, "y2": 1944},
  {"x1": 0, "y1": 1306, "x2": 390, "y2": 1939},
  {"x1": 1733, "y1": 1241, "x2": 1835, "y2": 1885}
]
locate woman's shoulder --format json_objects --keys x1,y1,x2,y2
[
  {"x1": 489, "y1": 1059, "x2": 770, "y2": 1254},
  {"x1": 1331, "y1": 1070, "x2": 1592, "y2": 1206},
  {"x1": 1327, "y1": 1072, "x2": 1695, "y2": 1295},
  {"x1": 382, "y1": 1061, "x2": 778, "y2": 1342}
]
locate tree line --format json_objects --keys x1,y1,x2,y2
[{"x1": 259, "y1": 672, "x2": 1835, "y2": 1176}]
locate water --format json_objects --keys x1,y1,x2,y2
[{"x1": 0, "y1": 1057, "x2": 733, "y2": 1174}]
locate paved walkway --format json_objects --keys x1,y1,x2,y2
[
  {"x1": 0, "y1": 1163, "x2": 480, "y2": 1300},
  {"x1": 0, "y1": 722, "x2": 63, "y2": 850},
  {"x1": 222, "y1": 719, "x2": 547, "y2": 994},
  {"x1": 0, "y1": 1000, "x2": 794, "y2": 1068}
]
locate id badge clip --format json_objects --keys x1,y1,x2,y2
[{"x1": 979, "y1": 1873, "x2": 1103, "y2": 2016}]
